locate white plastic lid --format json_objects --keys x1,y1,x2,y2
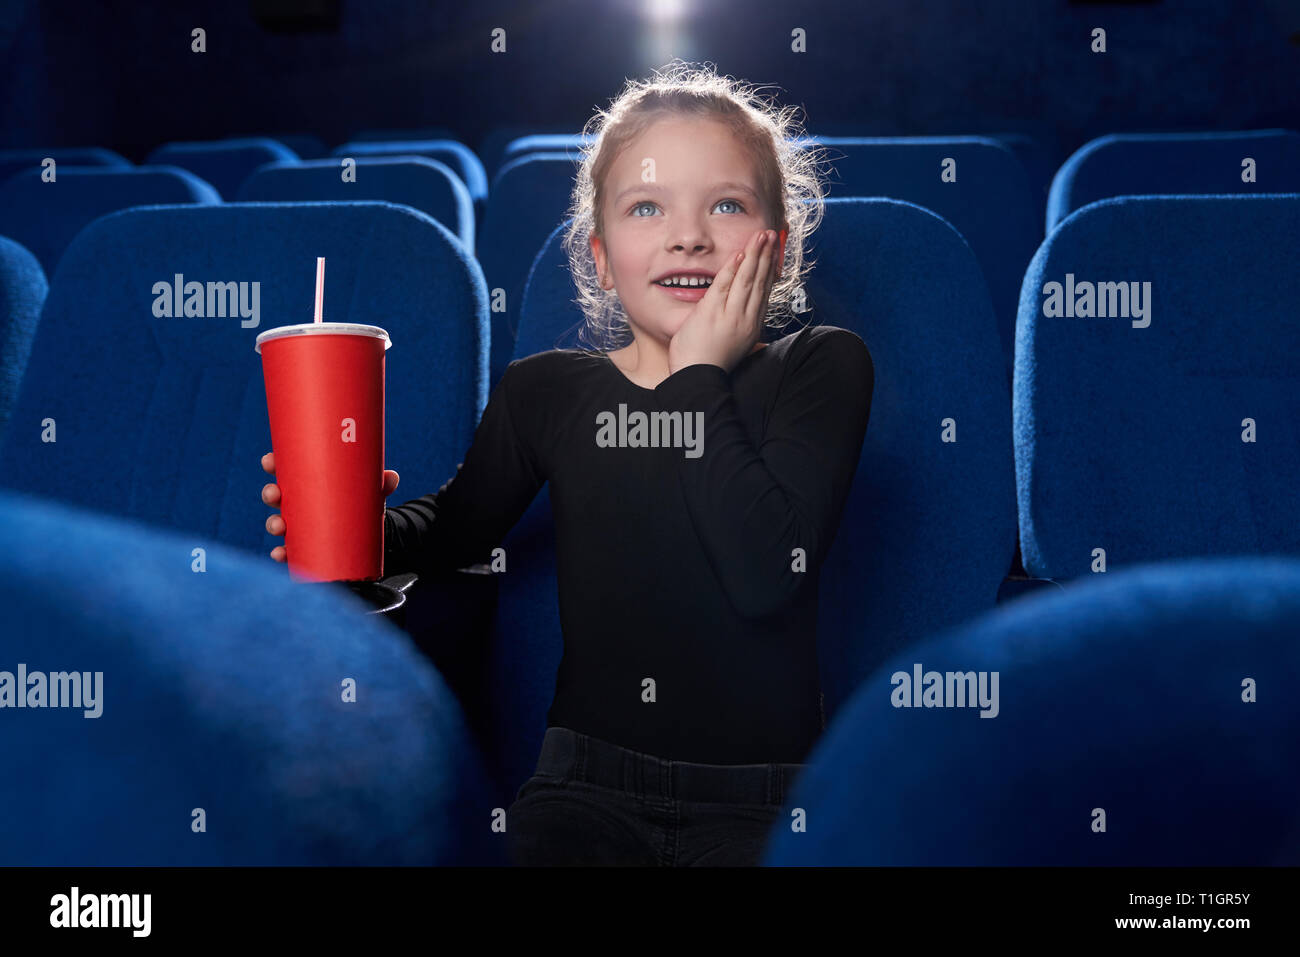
[{"x1": 254, "y1": 322, "x2": 392, "y2": 354}]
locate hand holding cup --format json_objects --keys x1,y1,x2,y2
[{"x1": 261, "y1": 451, "x2": 400, "y2": 563}]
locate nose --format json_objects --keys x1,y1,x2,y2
[
  {"x1": 671, "y1": 242, "x2": 708, "y2": 254},
  {"x1": 669, "y1": 219, "x2": 713, "y2": 253}
]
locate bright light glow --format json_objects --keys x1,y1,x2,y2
[
  {"x1": 637, "y1": 0, "x2": 695, "y2": 64},
  {"x1": 644, "y1": 0, "x2": 687, "y2": 25}
]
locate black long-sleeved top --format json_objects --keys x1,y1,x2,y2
[{"x1": 383, "y1": 322, "x2": 873, "y2": 764}]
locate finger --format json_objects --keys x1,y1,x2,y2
[
  {"x1": 261, "y1": 482, "x2": 280, "y2": 505},
  {"x1": 262, "y1": 452, "x2": 275, "y2": 474},
  {"x1": 707, "y1": 236, "x2": 748, "y2": 304},
  {"x1": 730, "y1": 230, "x2": 766, "y2": 321},
  {"x1": 760, "y1": 229, "x2": 779, "y2": 308},
  {"x1": 271, "y1": 545, "x2": 285, "y2": 563},
  {"x1": 745, "y1": 230, "x2": 775, "y2": 319},
  {"x1": 266, "y1": 514, "x2": 285, "y2": 536},
  {"x1": 721, "y1": 229, "x2": 761, "y2": 318}
]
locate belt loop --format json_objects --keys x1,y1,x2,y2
[
  {"x1": 766, "y1": 763, "x2": 776, "y2": 805},
  {"x1": 576, "y1": 732, "x2": 587, "y2": 783}
]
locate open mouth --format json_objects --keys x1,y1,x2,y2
[
  {"x1": 654, "y1": 275, "x2": 714, "y2": 288},
  {"x1": 655, "y1": 280, "x2": 711, "y2": 301}
]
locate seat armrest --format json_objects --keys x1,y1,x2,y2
[
  {"x1": 380, "y1": 571, "x2": 420, "y2": 594},
  {"x1": 381, "y1": 562, "x2": 494, "y2": 594}
]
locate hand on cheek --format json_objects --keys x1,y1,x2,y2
[{"x1": 667, "y1": 228, "x2": 780, "y2": 376}]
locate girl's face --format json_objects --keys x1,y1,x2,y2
[{"x1": 591, "y1": 115, "x2": 779, "y2": 344}]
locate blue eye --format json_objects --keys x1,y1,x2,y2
[{"x1": 629, "y1": 198, "x2": 746, "y2": 216}]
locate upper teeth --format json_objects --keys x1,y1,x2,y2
[{"x1": 659, "y1": 276, "x2": 712, "y2": 287}]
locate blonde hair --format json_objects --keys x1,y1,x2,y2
[{"x1": 561, "y1": 59, "x2": 832, "y2": 351}]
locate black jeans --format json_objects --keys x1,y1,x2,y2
[{"x1": 506, "y1": 727, "x2": 805, "y2": 866}]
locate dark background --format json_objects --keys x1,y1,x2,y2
[{"x1": 3, "y1": 0, "x2": 1298, "y2": 167}]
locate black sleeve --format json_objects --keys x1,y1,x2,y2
[
  {"x1": 651, "y1": 327, "x2": 873, "y2": 620},
  {"x1": 383, "y1": 360, "x2": 545, "y2": 577}
]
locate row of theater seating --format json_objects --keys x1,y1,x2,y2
[
  {"x1": 0, "y1": 187, "x2": 1295, "y2": 793},
  {"x1": 3, "y1": 128, "x2": 1296, "y2": 385},
  {"x1": 3, "y1": 486, "x2": 1295, "y2": 864},
  {"x1": 1, "y1": 130, "x2": 1296, "y2": 864}
]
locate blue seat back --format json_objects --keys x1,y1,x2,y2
[
  {"x1": 806, "y1": 198, "x2": 1016, "y2": 716},
  {"x1": 0, "y1": 147, "x2": 129, "y2": 186},
  {"x1": 0, "y1": 165, "x2": 220, "y2": 276},
  {"x1": 146, "y1": 137, "x2": 298, "y2": 198},
  {"x1": 984, "y1": 131, "x2": 1059, "y2": 205},
  {"x1": 479, "y1": 125, "x2": 584, "y2": 182},
  {"x1": 0, "y1": 202, "x2": 489, "y2": 558},
  {"x1": 1015, "y1": 194, "x2": 1300, "y2": 579},
  {"x1": 0, "y1": 235, "x2": 47, "y2": 443},
  {"x1": 332, "y1": 139, "x2": 487, "y2": 202},
  {"x1": 479, "y1": 152, "x2": 581, "y2": 387},
  {"x1": 461, "y1": 221, "x2": 582, "y2": 797},
  {"x1": 230, "y1": 132, "x2": 328, "y2": 160},
  {"x1": 0, "y1": 488, "x2": 503, "y2": 865},
  {"x1": 351, "y1": 127, "x2": 458, "y2": 142},
  {"x1": 815, "y1": 136, "x2": 1040, "y2": 382},
  {"x1": 501, "y1": 133, "x2": 589, "y2": 166},
  {"x1": 1047, "y1": 129, "x2": 1300, "y2": 231},
  {"x1": 515, "y1": 220, "x2": 587, "y2": 356},
  {"x1": 238, "y1": 156, "x2": 474, "y2": 250},
  {"x1": 765, "y1": 556, "x2": 1300, "y2": 865}
]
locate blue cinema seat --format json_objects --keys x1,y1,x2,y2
[
  {"x1": 451, "y1": 221, "x2": 579, "y2": 800},
  {"x1": 0, "y1": 236, "x2": 47, "y2": 442},
  {"x1": 1015, "y1": 194, "x2": 1300, "y2": 581},
  {"x1": 983, "y1": 131, "x2": 1059, "y2": 205},
  {"x1": 803, "y1": 197, "x2": 1016, "y2": 715},
  {"x1": 0, "y1": 165, "x2": 221, "y2": 277},
  {"x1": 238, "y1": 156, "x2": 475, "y2": 251},
  {"x1": 0, "y1": 488, "x2": 504, "y2": 865},
  {"x1": 0, "y1": 201, "x2": 489, "y2": 560},
  {"x1": 350, "y1": 127, "x2": 459, "y2": 143},
  {"x1": 146, "y1": 137, "x2": 299, "y2": 199},
  {"x1": 1046, "y1": 129, "x2": 1300, "y2": 232},
  {"x1": 813, "y1": 136, "x2": 1040, "y2": 383},
  {"x1": 479, "y1": 125, "x2": 587, "y2": 182},
  {"x1": 331, "y1": 139, "x2": 488, "y2": 213},
  {"x1": 764, "y1": 556, "x2": 1300, "y2": 865},
  {"x1": 484, "y1": 196, "x2": 1017, "y2": 794},
  {"x1": 229, "y1": 132, "x2": 328, "y2": 160},
  {"x1": 0, "y1": 147, "x2": 130, "y2": 186},
  {"x1": 478, "y1": 152, "x2": 581, "y2": 387},
  {"x1": 499, "y1": 133, "x2": 590, "y2": 168}
]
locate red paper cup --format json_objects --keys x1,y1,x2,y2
[{"x1": 255, "y1": 322, "x2": 391, "y2": 582}]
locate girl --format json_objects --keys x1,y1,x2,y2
[{"x1": 261, "y1": 61, "x2": 873, "y2": 866}]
